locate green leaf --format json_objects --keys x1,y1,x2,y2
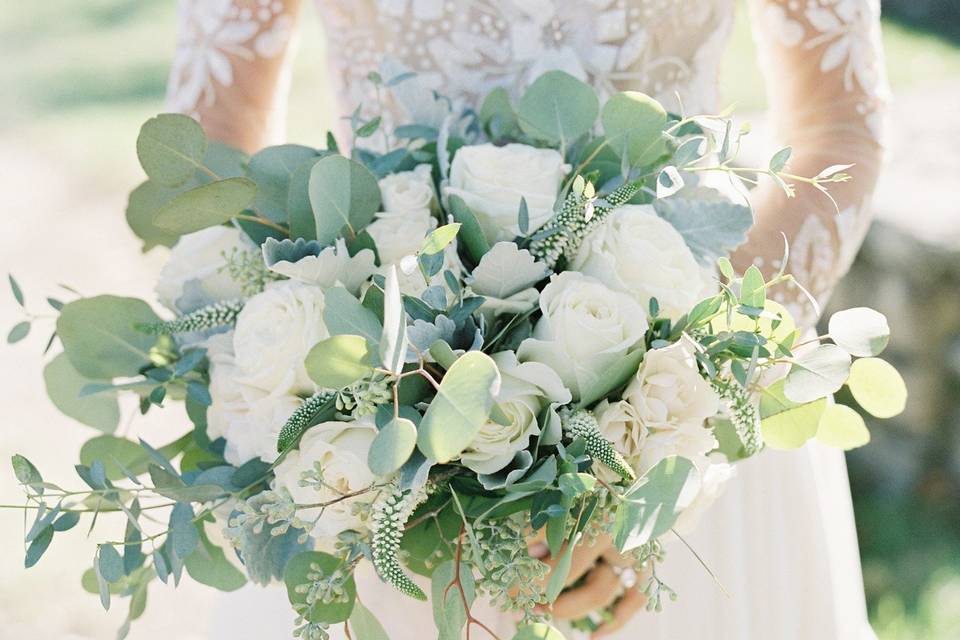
[
  {"x1": 558, "y1": 472, "x2": 596, "y2": 498},
  {"x1": 9, "y1": 274, "x2": 24, "y2": 306},
  {"x1": 322, "y1": 287, "x2": 383, "y2": 357},
  {"x1": 185, "y1": 524, "x2": 246, "y2": 591},
  {"x1": 25, "y1": 526, "x2": 54, "y2": 568},
  {"x1": 601, "y1": 91, "x2": 668, "y2": 166},
  {"x1": 57, "y1": 296, "x2": 160, "y2": 379},
  {"x1": 769, "y1": 146, "x2": 792, "y2": 173},
  {"x1": 652, "y1": 198, "x2": 753, "y2": 265},
  {"x1": 308, "y1": 154, "x2": 381, "y2": 244},
  {"x1": 517, "y1": 71, "x2": 599, "y2": 146},
  {"x1": 479, "y1": 87, "x2": 518, "y2": 138},
  {"x1": 612, "y1": 456, "x2": 694, "y2": 552},
  {"x1": 248, "y1": 144, "x2": 319, "y2": 223},
  {"x1": 284, "y1": 551, "x2": 356, "y2": 624},
  {"x1": 512, "y1": 623, "x2": 567, "y2": 640},
  {"x1": 152, "y1": 177, "x2": 257, "y2": 234},
  {"x1": 125, "y1": 180, "x2": 187, "y2": 251},
  {"x1": 97, "y1": 544, "x2": 124, "y2": 583},
  {"x1": 759, "y1": 380, "x2": 827, "y2": 449},
  {"x1": 448, "y1": 195, "x2": 491, "y2": 263},
  {"x1": 11, "y1": 454, "x2": 42, "y2": 488},
  {"x1": 846, "y1": 357, "x2": 907, "y2": 419},
  {"x1": 80, "y1": 434, "x2": 188, "y2": 481},
  {"x1": 739, "y1": 265, "x2": 766, "y2": 309},
  {"x1": 546, "y1": 533, "x2": 578, "y2": 602},
  {"x1": 379, "y1": 266, "x2": 408, "y2": 375},
  {"x1": 287, "y1": 155, "x2": 326, "y2": 240},
  {"x1": 431, "y1": 560, "x2": 474, "y2": 640},
  {"x1": 44, "y1": 352, "x2": 120, "y2": 432},
  {"x1": 576, "y1": 349, "x2": 644, "y2": 408},
  {"x1": 828, "y1": 307, "x2": 890, "y2": 357},
  {"x1": 368, "y1": 416, "x2": 417, "y2": 476},
  {"x1": 816, "y1": 404, "x2": 870, "y2": 450},
  {"x1": 421, "y1": 223, "x2": 461, "y2": 255},
  {"x1": 349, "y1": 600, "x2": 389, "y2": 640},
  {"x1": 169, "y1": 503, "x2": 199, "y2": 560},
  {"x1": 7, "y1": 320, "x2": 30, "y2": 343},
  {"x1": 417, "y1": 351, "x2": 501, "y2": 463},
  {"x1": 136, "y1": 114, "x2": 207, "y2": 187},
  {"x1": 783, "y1": 344, "x2": 851, "y2": 403},
  {"x1": 304, "y1": 335, "x2": 373, "y2": 389}
]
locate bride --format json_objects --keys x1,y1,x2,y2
[{"x1": 166, "y1": 1, "x2": 888, "y2": 638}]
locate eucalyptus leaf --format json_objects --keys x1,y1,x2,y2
[
  {"x1": 98, "y1": 544, "x2": 124, "y2": 583},
  {"x1": 308, "y1": 155, "x2": 381, "y2": 244},
  {"x1": 349, "y1": 600, "x2": 390, "y2": 640},
  {"x1": 828, "y1": 307, "x2": 890, "y2": 357},
  {"x1": 125, "y1": 181, "x2": 187, "y2": 251},
  {"x1": 517, "y1": 71, "x2": 599, "y2": 146},
  {"x1": 448, "y1": 195, "x2": 491, "y2": 263},
  {"x1": 323, "y1": 287, "x2": 383, "y2": 357},
  {"x1": 512, "y1": 624, "x2": 566, "y2": 640},
  {"x1": 185, "y1": 524, "x2": 246, "y2": 591},
  {"x1": 546, "y1": 533, "x2": 578, "y2": 602},
  {"x1": 431, "y1": 560, "x2": 474, "y2": 640},
  {"x1": 248, "y1": 144, "x2": 319, "y2": 223},
  {"x1": 7, "y1": 320, "x2": 30, "y2": 344},
  {"x1": 846, "y1": 357, "x2": 907, "y2": 419},
  {"x1": 152, "y1": 178, "x2": 257, "y2": 234},
  {"x1": 612, "y1": 456, "x2": 694, "y2": 552},
  {"x1": 759, "y1": 380, "x2": 827, "y2": 449},
  {"x1": 368, "y1": 416, "x2": 417, "y2": 475},
  {"x1": 417, "y1": 351, "x2": 501, "y2": 463},
  {"x1": 816, "y1": 403, "x2": 870, "y2": 450},
  {"x1": 44, "y1": 352, "x2": 120, "y2": 432},
  {"x1": 783, "y1": 344, "x2": 851, "y2": 403},
  {"x1": 304, "y1": 335, "x2": 373, "y2": 389},
  {"x1": 136, "y1": 114, "x2": 207, "y2": 187},
  {"x1": 57, "y1": 296, "x2": 160, "y2": 379},
  {"x1": 421, "y1": 223, "x2": 461, "y2": 255},
  {"x1": 602, "y1": 91, "x2": 668, "y2": 166},
  {"x1": 9, "y1": 273, "x2": 24, "y2": 306}
]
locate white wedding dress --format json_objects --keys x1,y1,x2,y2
[{"x1": 167, "y1": 1, "x2": 889, "y2": 638}]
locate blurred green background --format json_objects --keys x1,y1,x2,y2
[{"x1": 1, "y1": 1, "x2": 958, "y2": 638}]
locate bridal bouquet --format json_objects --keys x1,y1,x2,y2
[{"x1": 9, "y1": 70, "x2": 906, "y2": 640}]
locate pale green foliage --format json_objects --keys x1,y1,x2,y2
[
  {"x1": 221, "y1": 246, "x2": 282, "y2": 296},
  {"x1": 137, "y1": 299, "x2": 245, "y2": 335},
  {"x1": 711, "y1": 376, "x2": 762, "y2": 455},
  {"x1": 561, "y1": 408, "x2": 636, "y2": 483},
  {"x1": 370, "y1": 483, "x2": 427, "y2": 601}
]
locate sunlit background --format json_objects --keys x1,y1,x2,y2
[{"x1": 1, "y1": 1, "x2": 958, "y2": 638}]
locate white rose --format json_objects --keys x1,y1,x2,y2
[
  {"x1": 635, "y1": 423, "x2": 718, "y2": 477},
  {"x1": 155, "y1": 226, "x2": 249, "y2": 311},
  {"x1": 517, "y1": 272, "x2": 647, "y2": 402},
  {"x1": 445, "y1": 143, "x2": 565, "y2": 242},
  {"x1": 378, "y1": 164, "x2": 436, "y2": 213},
  {"x1": 365, "y1": 208, "x2": 462, "y2": 297},
  {"x1": 571, "y1": 205, "x2": 713, "y2": 319},
  {"x1": 273, "y1": 418, "x2": 379, "y2": 542},
  {"x1": 623, "y1": 340, "x2": 719, "y2": 429},
  {"x1": 232, "y1": 281, "x2": 329, "y2": 397},
  {"x1": 460, "y1": 352, "x2": 571, "y2": 475},
  {"x1": 592, "y1": 399, "x2": 649, "y2": 483},
  {"x1": 221, "y1": 395, "x2": 302, "y2": 466}
]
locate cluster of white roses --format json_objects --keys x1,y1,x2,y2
[{"x1": 154, "y1": 139, "x2": 729, "y2": 543}]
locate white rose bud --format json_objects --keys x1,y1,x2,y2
[
  {"x1": 221, "y1": 395, "x2": 302, "y2": 466},
  {"x1": 517, "y1": 272, "x2": 647, "y2": 402},
  {"x1": 155, "y1": 226, "x2": 249, "y2": 311},
  {"x1": 460, "y1": 352, "x2": 571, "y2": 474},
  {"x1": 273, "y1": 418, "x2": 379, "y2": 542},
  {"x1": 571, "y1": 204, "x2": 714, "y2": 319},
  {"x1": 378, "y1": 164, "x2": 436, "y2": 214},
  {"x1": 232, "y1": 281, "x2": 329, "y2": 397},
  {"x1": 445, "y1": 143, "x2": 565, "y2": 242}
]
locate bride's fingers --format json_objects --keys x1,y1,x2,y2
[
  {"x1": 592, "y1": 587, "x2": 648, "y2": 638},
  {"x1": 549, "y1": 562, "x2": 621, "y2": 620},
  {"x1": 557, "y1": 538, "x2": 611, "y2": 587},
  {"x1": 527, "y1": 528, "x2": 548, "y2": 558}
]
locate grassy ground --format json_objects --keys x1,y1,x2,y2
[{"x1": 1, "y1": 2, "x2": 959, "y2": 638}]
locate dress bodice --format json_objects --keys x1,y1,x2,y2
[{"x1": 314, "y1": 0, "x2": 734, "y2": 118}]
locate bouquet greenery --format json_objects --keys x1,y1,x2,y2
[{"x1": 8, "y1": 70, "x2": 906, "y2": 640}]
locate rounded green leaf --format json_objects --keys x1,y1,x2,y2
[
  {"x1": 284, "y1": 551, "x2": 356, "y2": 624},
  {"x1": 184, "y1": 526, "x2": 246, "y2": 591},
  {"x1": 816, "y1": 404, "x2": 870, "y2": 450},
  {"x1": 80, "y1": 436, "x2": 149, "y2": 481},
  {"x1": 828, "y1": 307, "x2": 890, "y2": 357},
  {"x1": 601, "y1": 91, "x2": 668, "y2": 166},
  {"x1": 44, "y1": 353, "x2": 120, "y2": 432},
  {"x1": 512, "y1": 624, "x2": 567, "y2": 640},
  {"x1": 847, "y1": 357, "x2": 907, "y2": 419},
  {"x1": 125, "y1": 181, "x2": 184, "y2": 250},
  {"x1": 420, "y1": 223, "x2": 461, "y2": 256},
  {"x1": 153, "y1": 177, "x2": 257, "y2": 234},
  {"x1": 57, "y1": 296, "x2": 160, "y2": 379},
  {"x1": 136, "y1": 114, "x2": 207, "y2": 187},
  {"x1": 304, "y1": 335, "x2": 373, "y2": 389},
  {"x1": 368, "y1": 416, "x2": 417, "y2": 476},
  {"x1": 760, "y1": 380, "x2": 827, "y2": 450},
  {"x1": 417, "y1": 351, "x2": 501, "y2": 463},
  {"x1": 248, "y1": 144, "x2": 319, "y2": 223},
  {"x1": 518, "y1": 71, "x2": 599, "y2": 145},
  {"x1": 308, "y1": 154, "x2": 381, "y2": 245},
  {"x1": 7, "y1": 320, "x2": 30, "y2": 343},
  {"x1": 783, "y1": 344, "x2": 851, "y2": 404}
]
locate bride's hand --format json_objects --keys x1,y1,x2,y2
[{"x1": 527, "y1": 534, "x2": 648, "y2": 636}]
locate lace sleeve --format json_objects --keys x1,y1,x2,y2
[
  {"x1": 165, "y1": 0, "x2": 302, "y2": 153},
  {"x1": 737, "y1": 0, "x2": 890, "y2": 328}
]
